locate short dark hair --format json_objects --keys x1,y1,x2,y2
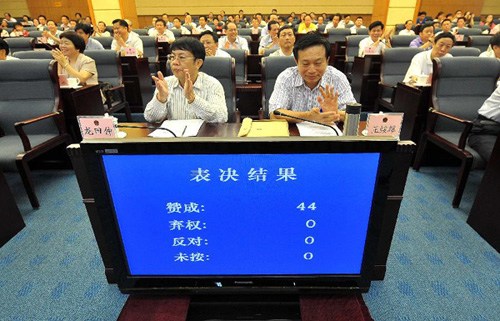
[
  {"x1": 74, "y1": 23, "x2": 93, "y2": 35},
  {"x1": 278, "y1": 25, "x2": 294, "y2": 37},
  {"x1": 170, "y1": 37, "x2": 206, "y2": 64},
  {"x1": 0, "y1": 38, "x2": 10, "y2": 55},
  {"x1": 200, "y1": 30, "x2": 218, "y2": 43},
  {"x1": 489, "y1": 33, "x2": 500, "y2": 47},
  {"x1": 418, "y1": 11, "x2": 427, "y2": 16},
  {"x1": 369, "y1": 20, "x2": 384, "y2": 30},
  {"x1": 224, "y1": 22, "x2": 237, "y2": 30},
  {"x1": 405, "y1": 19, "x2": 413, "y2": 25},
  {"x1": 441, "y1": 19, "x2": 451, "y2": 24},
  {"x1": 59, "y1": 31, "x2": 86, "y2": 53},
  {"x1": 155, "y1": 19, "x2": 166, "y2": 27},
  {"x1": 38, "y1": 15, "x2": 46, "y2": 20},
  {"x1": 457, "y1": 17, "x2": 466, "y2": 22},
  {"x1": 267, "y1": 20, "x2": 279, "y2": 30},
  {"x1": 293, "y1": 33, "x2": 331, "y2": 60},
  {"x1": 416, "y1": 22, "x2": 434, "y2": 34},
  {"x1": 112, "y1": 19, "x2": 128, "y2": 28},
  {"x1": 434, "y1": 32, "x2": 455, "y2": 44},
  {"x1": 14, "y1": 22, "x2": 22, "y2": 27},
  {"x1": 61, "y1": 15, "x2": 69, "y2": 20}
]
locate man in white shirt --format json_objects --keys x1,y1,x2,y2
[
  {"x1": 479, "y1": 34, "x2": 500, "y2": 59},
  {"x1": 111, "y1": 19, "x2": 144, "y2": 57},
  {"x1": 200, "y1": 31, "x2": 230, "y2": 57},
  {"x1": 270, "y1": 25, "x2": 295, "y2": 57},
  {"x1": 171, "y1": 18, "x2": 191, "y2": 35},
  {"x1": 399, "y1": 20, "x2": 415, "y2": 35},
  {"x1": 4, "y1": 13, "x2": 16, "y2": 22},
  {"x1": 183, "y1": 14, "x2": 197, "y2": 29},
  {"x1": 350, "y1": 17, "x2": 366, "y2": 33},
  {"x1": 161, "y1": 13, "x2": 174, "y2": 29},
  {"x1": 193, "y1": 16, "x2": 213, "y2": 34},
  {"x1": 358, "y1": 21, "x2": 391, "y2": 57},
  {"x1": 338, "y1": 14, "x2": 354, "y2": 28},
  {"x1": 218, "y1": 22, "x2": 249, "y2": 53},
  {"x1": 148, "y1": 19, "x2": 175, "y2": 43},
  {"x1": 259, "y1": 21, "x2": 280, "y2": 54},
  {"x1": 452, "y1": 17, "x2": 468, "y2": 33},
  {"x1": 37, "y1": 15, "x2": 48, "y2": 31},
  {"x1": 324, "y1": 14, "x2": 341, "y2": 33},
  {"x1": 144, "y1": 37, "x2": 227, "y2": 123},
  {"x1": 403, "y1": 32, "x2": 455, "y2": 84},
  {"x1": 261, "y1": 14, "x2": 278, "y2": 37}
]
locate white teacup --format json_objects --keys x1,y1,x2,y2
[{"x1": 67, "y1": 78, "x2": 80, "y2": 87}]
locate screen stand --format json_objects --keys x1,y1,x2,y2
[{"x1": 117, "y1": 295, "x2": 373, "y2": 321}]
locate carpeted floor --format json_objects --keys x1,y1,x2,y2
[{"x1": 0, "y1": 167, "x2": 499, "y2": 321}]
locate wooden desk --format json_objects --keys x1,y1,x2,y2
[
  {"x1": 467, "y1": 134, "x2": 500, "y2": 251},
  {"x1": 0, "y1": 170, "x2": 25, "y2": 247},
  {"x1": 350, "y1": 55, "x2": 381, "y2": 111},
  {"x1": 120, "y1": 57, "x2": 154, "y2": 112},
  {"x1": 60, "y1": 85, "x2": 106, "y2": 142},
  {"x1": 68, "y1": 123, "x2": 414, "y2": 283}
]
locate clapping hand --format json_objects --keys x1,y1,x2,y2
[{"x1": 152, "y1": 71, "x2": 169, "y2": 103}]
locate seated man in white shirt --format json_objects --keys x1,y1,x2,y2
[
  {"x1": 479, "y1": 34, "x2": 500, "y2": 59},
  {"x1": 270, "y1": 25, "x2": 296, "y2": 57},
  {"x1": 200, "y1": 31, "x2": 230, "y2": 57},
  {"x1": 171, "y1": 18, "x2": 191, "y2": 35},
  {"x1": 75, "y1": 23, "x2": 104, "y2": 50},
  {"x1": 403, "y1": 32, "x2": 455, "y2": 84},
  {"x1": 148, "y1": 19, "x2": 175, "y2": 44},
  {"x1": 144, "y1": 37, "x2": 227, "y2": 123},
  {"x1": 350, "y1": 17, "x2": 366, "y2": 33},
  {"x1": 399, "y1": 20, "x2": 415, "y2": 35},
  {"x1": 358, "y1": 21, "x2": 391, "y2": 57},
  {"x1": 193, "y1": 16, "x2": 213, "y2": 34},
  {"x1": 218, "y1": 22, "x2": 249, "y2": 53},
  {"x1": 111, "y1": 19, "x2": 144, "y2": 57},
  {"x1": 452, "y1": 17, "x2": 468, "y2": 33},
  {"x1": 259, "y1": 20, "x2": 280, "y2": 54},
  {"x1": 324, "y1": 13, "x2": 341, "y2": 33},
  {"x1": 269, "y1": 33, "x2": 356, "y2": 124},
  {"x1": 468, "y1": 85, "x2": 500, "y2": 162}
]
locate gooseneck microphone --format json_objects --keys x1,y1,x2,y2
[
  {"x1": 273, "y1": 110, "x2": 341, "y2": 136},
  {"x1": 117, "y1": 125, "x2": 177, "y2": 137}
]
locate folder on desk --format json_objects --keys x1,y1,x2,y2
[{"x1": 238, "y1": 118, "x2": 289, "y2": 137}]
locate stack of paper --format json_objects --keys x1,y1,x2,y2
[{"x1": 148, "y1": 119, "x2": 204, "y2": 138}]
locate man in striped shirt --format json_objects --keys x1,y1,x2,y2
[
  {"x1": 269, "y1": 33, "x2": 355, "y2": 124},
  {"x1": 144, "y1": 37, "x2": 227, "y2": 123}
]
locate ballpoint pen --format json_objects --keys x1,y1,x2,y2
[{"x1": 181, "y1": 125, "x2": 187, "y2": 137}]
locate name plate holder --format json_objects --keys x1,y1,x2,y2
[
  {"x1": 365, "y1": 113, "x2": 404, "y2": 139},
  {"x1": 77, "y1": 116, "x2": 118, "y2": 139}
]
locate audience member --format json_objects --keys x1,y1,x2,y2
[
  {"x1": 358, "y1": 21, "x2": 391, "y2": 57},
  {"x1": 111, "y1": 19, "x2": 144, "y2": 57},
  {"x1": 148, "y1": 19, "x2": 175, "y2": 43},
  {"x1": 0, "y1": 38, "x2": 19, "y2": 60},
  {"x1": 399, "y1": 20, "x2": 415, "y2": 35},
  {"x1": 452, "y1": 17, "x2": 468, "y2": 33},
  {"x1": 144, "y1": 37, "x2": 227, "y2": 123},
  {"x1": 194, "y1": 16, "x2": 213, "y2": 33},
  {"x1": 43, "y1": 20, "x2": 63, "y2": 45},
  {"x1": 250, "y1": 17, "x2": 261, "y2": 35},
  {"x1": 4, "y1": 12, "x2": 16, "y2": 22},
  {"x1": 436, "y1": 19, "x2": 454, "y2": 36},
  {"x1": 1, "y1": 20, "x2": 10, "y2": 37},
  {"x1": 21, "y1": 15, "x2": 33, "y2": 26},
  {"x1": 183, "y1": 14, "x2": 197, "y2": 29},
  {"x1": 200, "y1": 31, "x2": 230, "y2": 57},
  {"x1": 69, "y1": 20, "x2": 77, "y2": 29},
  {"x1": 74, "y1": 23, "x2": 104, "y2": 50},
  {"x1": 10, "y1": 22, "x2": 29, "y2": 37},
  {"x1": 452, "y1": 10, "x2": 463, "y2": 23},
  {"x1": 479, "y1": 34, "x2": 500, "y2": 59},
  {"x1": 403, "y1": 32, "x2": 455, "y2": 84},
  {"x1": 338, "y1": 14, "x2": 354, "y2": 28},
  {"x1": 464, "y1": 11, "x2": 475, "y2": 27},
  {"x1": 218, "y1": 22, "x2": 249, "y2": 53},
  {"x1": 51, "y1": 31, "x2": 98, "y2": 85},
  {"x1": 60, "y1": 15, "x2": 70, "y2": 30},
  {"x1": 37, "y1": 15, "x2": 48, "y2": 31},
  {"x1": 468, "y1": 85, "x2": 500, "y2": 162},
  {"x1": 270, "y1": 25, "x2": 296, "y2": 57},
  {"x1": 259, "y1": 21, "x2": 280, "y2": 54},
  {"x1": 171, "y1": 17, "x2": 191, "y2": 35},
  {"x1": 161, "y1": 14, "x2": 173, "y2": 29},
  {"x1": 297, "y1": 14, "x2": 317, "y2": 33},
  {"x1": 481, "y1": 15, "x2": 496, "y2": 31},
  {"x1": 350, "y1": 17, "x2": 366, "y2": 33},
  {"x1": 93, "y1": 21, "x2": 111, "y2": 37},
  {"x1": 409, "y1": 23, "x2": 434, "y2": 50},
  {"x1": 324, "y1": 13, "x2": 341, "y2": 33},
  {"x1": 415, "y1": 11, "x2": 429, "y2": 25},
  {"x1": 269, "y1": 33, "x2": 355, "y2": 123}
]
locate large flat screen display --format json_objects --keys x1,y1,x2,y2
[{"x1": 101, "y1": 152, "x2": 380, "y2": 277}]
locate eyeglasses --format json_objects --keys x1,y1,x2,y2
[{"x1": 167, "y1": 54, "x2": 196, "y2": 63}]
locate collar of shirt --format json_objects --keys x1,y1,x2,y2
[{"x1": 171, "y1": 72, "x2": 204, "y2": 90}]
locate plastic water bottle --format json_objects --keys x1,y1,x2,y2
[{"x1": 343, "y1": 103, "x2": 361, "y2": 136}]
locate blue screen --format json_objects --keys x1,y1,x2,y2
[{"x1": 102, "y1": 153, "x2": 380, "y2": 276}]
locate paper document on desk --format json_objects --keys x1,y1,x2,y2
[
  {"x1": 296, "y1": 122, "x2": 343, "y2": 136},
  {"x1": 148, "y1": 119, "x2": 204, "y2": 138},
  {"x1": 238, "y1": 118, "x2": 289, "y2": 137}
]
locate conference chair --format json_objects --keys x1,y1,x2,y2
[
  {"x1": 394, "y1": 24, "x2": 405, "y2": 33},
  {"x1": 260, "y1": 56, "x2": 297, "y2": 118},
  {"x1": 237, "y1": 28, "x2": 252, "y2": 36},
  {"x1": 317, "y1": 24, "x2": 326, "y2": 33},
  {"x1": 356, "y1": 28, "x2": 369, "y2": 35},
  {"x1": 92, "y1": 36, "x2": 113, "y2": 49},
  {"x1": 133, "y1": 29, "x2": 149, "y2": 36},
  {"x1": 263, "y1": 47, "x2": 279, "y2": 57},
  {"x1": 0, "y1": 59, "x2": 71, "y2": 208},
  {"x1": 449, "y1": 47, "x2": 481, "y2": 57},
  {"x1": 4, "y1": 37, "x2": 34, "y2": 53},
  {"x1": 221, "y1": 48, "x2": 247, "y2": 85},
  {"x1": 12, "y1": 50, "x2": 53, "y2": 59},
  {"x1": 171, "y1": 29, "x2": 182, "y2": 38},
  {"x1": 139, "y1": 36, "x2": 160, "y2": 74},
  {"x1": 376, "y1": 47, "x2": 422, "y2": 111},
  {"x1": 84, "y1": 50, "x2": 132, "y2": 121},
  {"x1": 27, "y1": 30, "x2": 43, "y2": 38},
  {"x1": 345, "y1": 35, "x2": 368, "y2": 81},
  {"x1": 468, "y1": 36, "x2": 492, "y2": 53},
  {"x1": 326, "y1": 28, "x2": 351, "y2": 44},
  {"x1": 390, "y1": 35, "x2": 418, "y2": 47},
  {"x1": 456, "y1": 28, "x2": 482, "y2": 37},
  {"x1": 199, "y1": 56, "x2": 238, "y2": 122},
  {"x1": 413, "y1": 57, "x2": 500, "y2": 208}
]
